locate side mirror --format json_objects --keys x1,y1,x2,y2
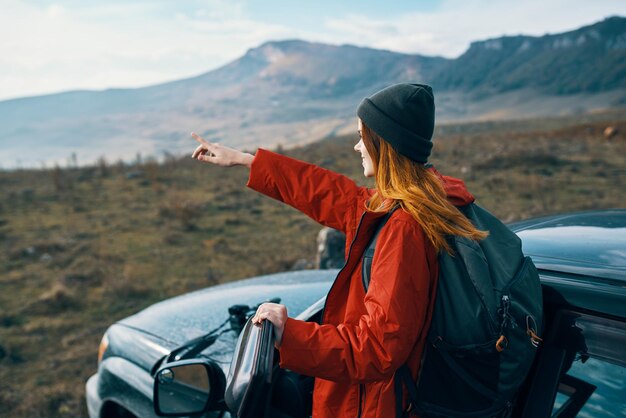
[
  {"x1": 154, "y1": 359, "x2": 225, "y2": 416},
  {"x1": 224, "y1": 319, "x2": 275, "y2": 418}
]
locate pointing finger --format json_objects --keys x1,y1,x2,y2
[{"x1": 191, "y1": 132, "x2": 212, "y2": 148}]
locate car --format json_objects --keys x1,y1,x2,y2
[{"x1": 86, "y1": 209, "x2": 626, "y2": 418}]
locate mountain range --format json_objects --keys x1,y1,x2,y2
[{"x1": 0, "y1": 16, "x2": 624, "y2": 168}]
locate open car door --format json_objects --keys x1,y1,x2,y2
[{"x1": 224, "y1": 318, "x2": 275, "y2": 418}]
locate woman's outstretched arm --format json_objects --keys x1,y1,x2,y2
[{"x1": 190, "y1": 132, "x2": 371, "y2": 233}]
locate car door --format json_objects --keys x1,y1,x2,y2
[
  {"x1": 549, "y1": 311, "x2": 626, "y2": 417},
  {"x1": 223, "y1": 300, "x2": 326, "y2": 418},
  {"x1": 517, "y1": 308, "x2": 626, "y2": 417},
  {"x1": 224, "y1": 318, "x2": 275, "y2": 418}
]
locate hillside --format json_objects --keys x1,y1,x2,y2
[
  {"x1": 1, "y1": 111, "x2": 625, "y2": 417},
  {"x1": 0, "y1": 17, "x2": 625, "y2": 169},
  {"x1": 435, "y1": 16, "x2": 626, "y2": 95}
]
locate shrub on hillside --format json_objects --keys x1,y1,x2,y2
[{"x1": 158, "y1": 197, "x2": 204, "y2": 230}]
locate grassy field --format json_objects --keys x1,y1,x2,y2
[{"x1": 0, "y1": 111, "x2": 625, "y2": 417}]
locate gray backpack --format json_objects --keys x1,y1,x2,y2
[{"x1": 362, "y1": 203, "x2": 543, "y2": 418}]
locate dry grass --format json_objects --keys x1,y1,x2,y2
[{"x1": 0, "y1": 111, "x2": 625, "y2": 417}]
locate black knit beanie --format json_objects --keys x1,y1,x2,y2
[{"x1": 356, "y1": 83, "x2": 435, "y2": 164}]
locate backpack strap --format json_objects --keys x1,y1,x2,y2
[
  {"x1": 395, "y1": 364, "x2": 419, "y2": 418},
  {"x1": 361, "y1": 205, "x2": 399, "y2": 292}
]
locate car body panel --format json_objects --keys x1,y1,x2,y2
[
  {"x1": 100, "y1": 356, "x2": 156, "y2": 417},
  {"x1": 104, "y1": 324, "x2": 175, "y2": 373},
  {"x1": 85, "y1": 374, "x2": 102, "y2": 418},
  {"x1": 540, "y1": 272, "x2": 626, "y2": 318}
]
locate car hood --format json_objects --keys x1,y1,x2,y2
[{"x1": 119, "y1": 269, "x2": 337, "y2": 347}]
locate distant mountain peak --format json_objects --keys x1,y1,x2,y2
[
  {"x1": 437, "y1": 15, "x2": 626, "y2": 95},
  {"x1": 257, "y1": 39, "x2": 316, "y2": 49},
  {"x1": 248, "y1": 42, "x2": 288, "y2": 64},
  {"x1": 243, "y1": 39, "x2": 321, "y2": 68},
  {"x1": 247, "y1": 39, "x2": 323, "y2": 56},
  {"x1": 247, "y1": 38, "x2": 400, "y2": 58},
  {"x1": 468, "y1": 15, "x2": 625, "y2": 53}
]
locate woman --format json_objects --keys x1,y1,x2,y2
[{"x1": 191, "y1": 83, "x2": 487, "y2": 418}]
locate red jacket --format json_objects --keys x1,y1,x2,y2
[{"x1": 246, "y1": 148, "x2": 475, "y2": 418}]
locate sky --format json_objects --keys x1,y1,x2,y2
[{"x1": 1, "y1": 0, "x2": 625, "y2": 102}]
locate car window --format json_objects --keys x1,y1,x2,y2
[
  {"x1": 552, "y1": 357, "x2": 626, "y2": 417},
  {"x1": 550, "y1": 313, "x2": 626, "y2": 417}
]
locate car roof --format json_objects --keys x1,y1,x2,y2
[{"x1": 509, "y1": 209, "x2": 626, "y2": 283}]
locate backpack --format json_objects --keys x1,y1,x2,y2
[{"x1": 362, "y1": 203, "x2": 543, "y2": 418}]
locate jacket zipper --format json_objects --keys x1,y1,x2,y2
[
  {"x1": 357, "y1": 383, "x2": 365, "y2": 418},
  {"x1": 320, "y1": 211, "x2": 368, "y2": 323},
  {"x1": 318, "y1": 211, "x2": 369, "y2": 417}
]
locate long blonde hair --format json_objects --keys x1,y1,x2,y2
[{"x1": 361, "y1": 122, "x2": 488, "y2": 253}]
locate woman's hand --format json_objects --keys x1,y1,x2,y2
[
  {"x1": 252, "y1": 303, "x2": 288, "y2": 348},
  {"x1": 190, "y1": 132, "x2": 254, "y2": 168}
]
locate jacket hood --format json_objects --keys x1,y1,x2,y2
[{"x1": 430, "y1": 167, "x2": 475, "y2": 207}]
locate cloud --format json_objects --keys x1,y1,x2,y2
[
  {"x1": 326, "y1": 15, "x2": 400, "y2": 37},
  {"x1": 323, "y1": 0, "x2": 626, "y2": 57},
  {"x1": 46, "y1": 3, "x2": 65, "y2": 18},
  {"x1": 325, "y1": 14, "x2": 445, "y2": 56},
  {"x1": 0, "y1": 0, "x2": 292, "y2": 101}
]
